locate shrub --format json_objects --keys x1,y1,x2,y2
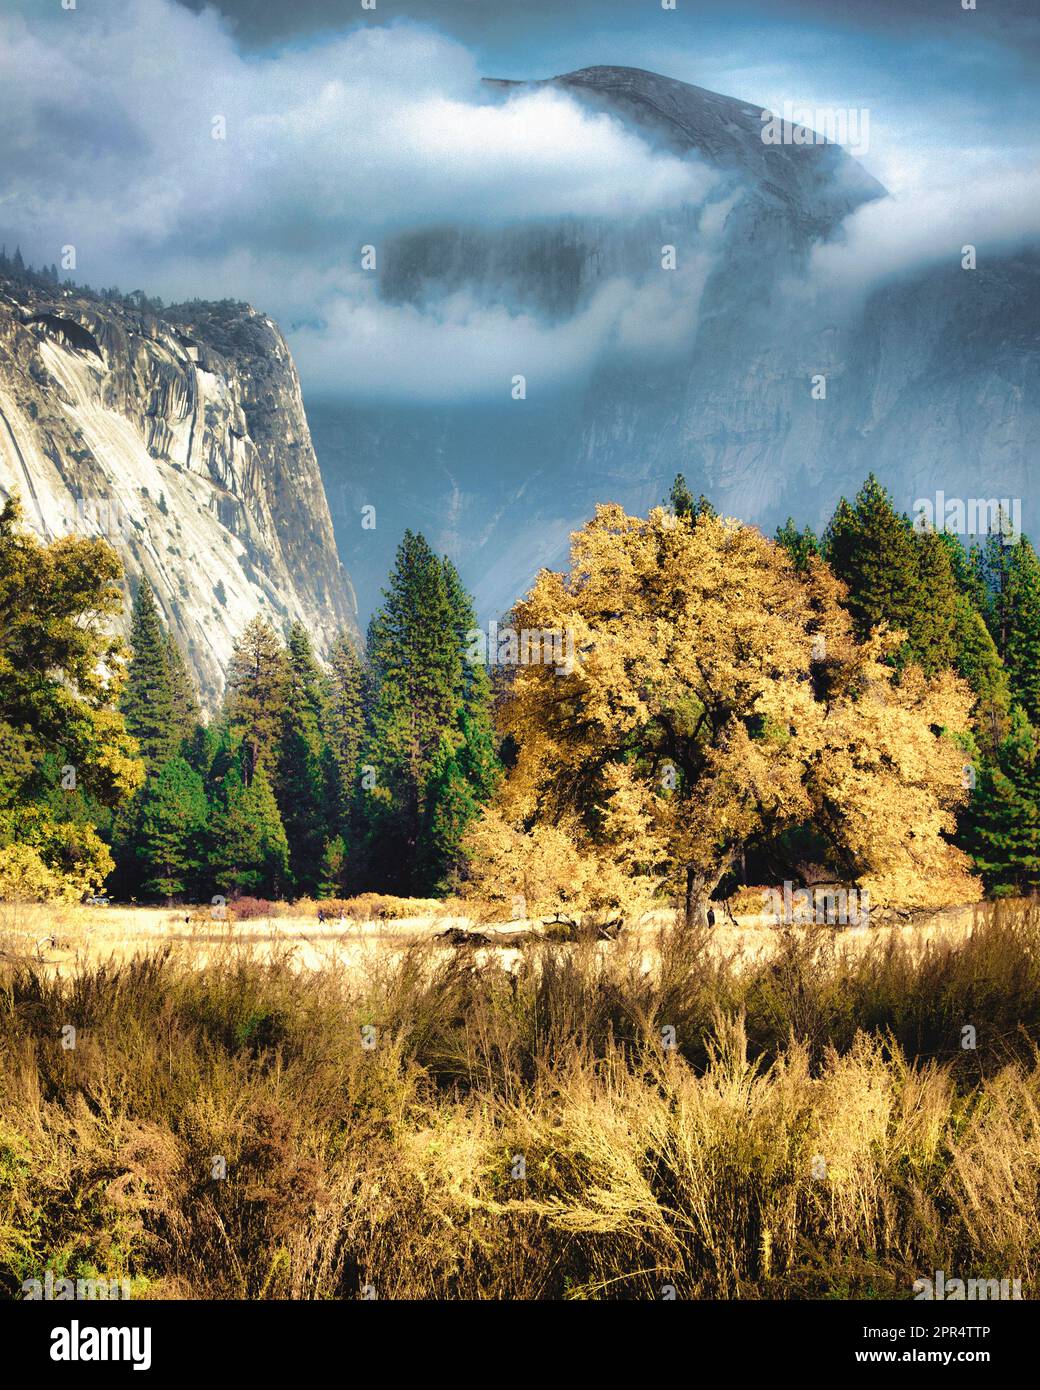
[
  {"x1": 0, "y1": 843, "x2": 64, "y2": 902},
  {"x1": 229, "y1": 897, "x2": 281, "y2": 921}
]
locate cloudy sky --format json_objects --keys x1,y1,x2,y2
[{"x1": 1, "y1": 0, "x2": 1037, "y2": 400}]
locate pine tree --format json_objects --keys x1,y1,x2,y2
[
  {"x1": 137, "y1": 756, "x2": 208, "y2": 899},
  {"x1": 1004, "y1": 538, "x2": 1040, "y2": 728},
  {"x1": 363, "y1": 532, "x2": 464, "y2": 893},
  {"x1": 960, "y1": 710, "x2": 1040, "y2": 893},
  {"x1": 225, "y1": 617, "x2": 289, "y2": 782},
  {"x1": 906, "y1": 530, "x2": 961, "y2": 676},
  {"x1": 323, "y1": 631, "x2": 365, "y2": 834},
  {"x1": 951, "y1": 593, "x2": 1011, "y2": 752},
  {"x1": 399, "y1": 558, "x2": 503, "y2": 890},
  {"x1": 823, "y1": 475, "x2": 959, "y2": 674},
  {"x1": 316, "y1": 834, "x2": 347, "y2": 899},
  {"x1": 185, "y1": 720, "x2": 221, "y2": 781},
  {"x1": 121, "y1": 581, "x2": 176, "y2": 770},
  {"x1": 824, "y1": 478, "x2": 919, "y2": 649},
  {"x1": 667, "y1": 474, "x2": 715, "y2": 521},
  {"x1": 275, "y1": 623, "x2": 328, "y2": 893},
  {"x1": 422, "y1": 717, "x2": 499, "y2": 891},
  {"x1": 165, "y1": 629, "x2": 200, "y2": 747},
  {"x1": 208, "y1": 759, "x2": 289, "y2": 897},
  {"x1": 441, "y1": 558, "x2": 498, "y2": 778},
  {"x1": 775, "y1": 518, "x2": 821, "y2": 574},
  {"x1": 973, "y1": 513, "x2": 1018, "y2": 657}
]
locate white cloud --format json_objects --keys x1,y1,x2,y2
[
  {"x1": 810, "y1": 166, "x2": 1040, "y2": 302},
  {"x1": 0, "y1": 0, "x2": 723, "y2": 399},
  {"x1": 0, "y1": 0, "x2": 708, "y2": 258},
  {"x1": 290, "y1": 267, "x2": 714, "y2": 399}
]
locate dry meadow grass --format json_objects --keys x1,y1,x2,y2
[{"x1": 1, "y1": 897, "x2": 1038, "y2": 1300}]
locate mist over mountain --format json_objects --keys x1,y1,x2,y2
[
  {"x1": 2, "y1": 17, "x2": 1036, "y2": 647},
  {"x1": 312, "y1": 65, "x2": 1039, "y2": 628}
]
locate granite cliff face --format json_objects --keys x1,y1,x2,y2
[
  {"x1": 313, "y1": 66, "x2": 1038, "y2": 626},
  {"x1": 0, "y1": 277, "x2": 358, "y2": 705}
]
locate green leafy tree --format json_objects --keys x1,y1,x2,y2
[
  {"x1": 0, "y1": 495, "x2": 142, "y2": 897},
  {"x1": 0, "y1": 495, "x2": 142, "y2": 807}
]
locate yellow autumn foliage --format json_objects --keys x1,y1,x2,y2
[{"x1": 470, "y1": 504, "x2": 980, "y2": 919}]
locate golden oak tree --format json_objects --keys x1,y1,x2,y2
[{"x1": 479, "y1": 503, "x2": 980, "y2": 924}]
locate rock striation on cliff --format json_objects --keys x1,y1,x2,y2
[{"x1": 0, "y1": 277, "x2": 358, "y2": 705}]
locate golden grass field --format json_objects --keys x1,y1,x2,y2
[
  {"x1": 1, "y1": 895, "x2": 1036, "y2": 1301},
  {"x1": 0, "y1": 896, "x2": 983, "y2": 976}
]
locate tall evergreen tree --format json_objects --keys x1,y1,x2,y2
[
  {"x1": 225, "y1": 616, "x2": 289, "y2": 782},
  {"x1": 208, "y1": 759, "x2": 289, "y2": 898},
  {"x1": 906, "y1": 530, "x2": 961, "y2": 676},
  {"x1": 165, "y1": 629, "x2": 200, "y2": 747},
  {"x1": 420, "y1": 558, "x2": 500, "y2": 887},
  {"x1": 121, "y1": 581, "x2": 176, "y2": 770},
  {"x1": 275, "y1": 623, "x2": 328, "y2": 893},
  {"x1": 137, "y1": 756, "x2": 208, "y2": 899},
  {"x1": 951, "y1": 593, "x2": 1011, "y2": 752},
  {"x1": 363, "y1": 532, "x2": 464, "y2": 893},
  {"x1": 972, "y1": 510, "x2": 1019, "y2": 656},
  {"x1": 323, "y1": 631, "x2": 365, "y2": 834},
  {"x1": 823, "y1": 475, "x2": 959, "y2": 674},
  {"x1": 442, "y1": 553, "x2": 500, "y2": 800},
  {"x1": 667, "y1": 473, "x2": 715, "y2": 522},
  {"x1": 960, "y1": 709, "x2": 1040, "y2": 894},
  {"x1": 1004, "y1": 538, "x2": 1040, "y2": 728},
  {"x1": 316, "y1": 834, "x2": 347, "y2": 899},
  {"x1": 824, "y1": 478, "x2": 919, "y2": 648}
]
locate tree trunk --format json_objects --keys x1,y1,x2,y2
[{"x1": 684, "y1": 867, "x2": 711, "y2": 929}]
